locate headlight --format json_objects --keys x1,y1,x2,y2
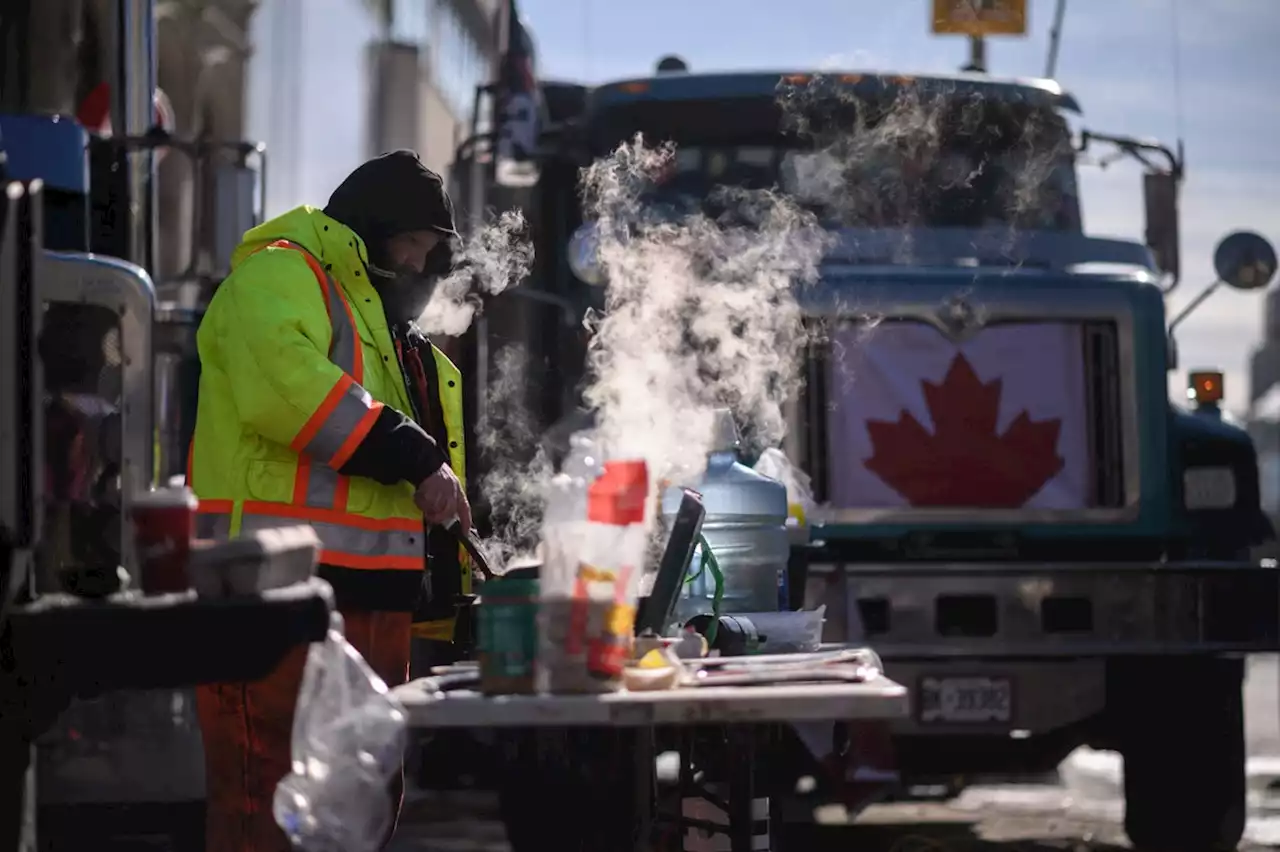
[
  {"x1": 1183, "y1": 466, "x2": 1237, "y2": 510},
  {"x1": 567, "y1": 222, "x2": 606, "y2": 286}
]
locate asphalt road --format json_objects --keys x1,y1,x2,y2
[{"x1": 388, "y1": 655, "x2": 1280, "y2": 851}]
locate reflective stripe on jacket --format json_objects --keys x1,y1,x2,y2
[{"x1": 189, "y1": 205, "x2": 467, "y2": 615}]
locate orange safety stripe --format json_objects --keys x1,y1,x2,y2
[
  {"x1": 198, "y1": 500, "x2": 420, "y2": 532},
  {"x1": 290, "y1": 374, "x2": 355, "y2": 454},
  {"x1": 285, "y1": 373, "x2": 383, "y2": 472},
  {"x1": 332, "y1": 265, "x2": 366, "y2": 384},
  {"x1": 333, "y1": 475, "x2": 351, "y2": 514},
  {"x1": 291, "y1": 460, "x2": 312, "y2": 507},
  {"x1": 242, "y1": 500, "x2": 420, "y2": 532},
  {"x1": 331, "y1": 404, "x2": 381, "y2": 469},
  {"x1": 288, "y1": 374, "x2": 386, "y2": 462},
  {"x1": 318, "y1": 551, "x2": 422, "y2": 571},
  {"x1": 196, "y1": 502, "x2": 423, "y2": 571}
]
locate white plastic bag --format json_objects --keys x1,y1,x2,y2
[
  {"x1": 273, "y1": 613, "x2": 409, "y2": 852},
  {"x1": 753, "y1": 447, "x2": 817, "y2": 522}
]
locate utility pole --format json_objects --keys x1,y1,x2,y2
[
  {"x1": 963, "y1": 35, "x2": 987, "y2": 73},
  {"x1": 471, "y1": 0, "x2": 512, "y2": 435},
  {"x1": 1044, "y1": 0, "x2": 1068, "y2": 79},
  {"x1": 113, "y1": 0, "x2": 159, "y2": 277}
]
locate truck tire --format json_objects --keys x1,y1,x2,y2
[{"x1": 1112, "y1": 655, "x2": 1245, "y2": 852}]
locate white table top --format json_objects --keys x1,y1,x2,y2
[{"x1": 393, "y1": 674, "x2": 910, "y2": 728}]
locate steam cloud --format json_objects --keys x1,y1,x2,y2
[
  {"x1": 408, "y1": 208, "x2": 538, "y2": 567},
  {"x1": 471, "y1": 76, "x2": 1073, "y2": 547},
  {"x1": 777, "y1": 80, "x2": 1075, "y2": 255},
  {"x1": 476, "y1": 344, "x2": 551, "y2": 569},
  {"x1": 417, "y1": 210, "x2": 534, "y2": 336},
  {"x1": 580, "y1": 140, "x2": 830, "y2": 485}
]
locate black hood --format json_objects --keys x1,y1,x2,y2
[
  {"x1": 324, "y1": 149, "x2": 459, "y2": 270},
  {"x1": 324, "y1": 150, "x2": 460, "y2": 324}
]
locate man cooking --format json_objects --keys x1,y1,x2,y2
[{"x1": 188, "y1": 149, "x2": 473, "y2": 851}]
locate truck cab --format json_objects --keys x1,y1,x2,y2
[{"x1": 497, "y1": 63, "x2": 1280, "y2": 851}]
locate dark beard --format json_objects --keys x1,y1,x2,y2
[{"x1": 371, "y1": 263, "x2": 437, "y2": 326}]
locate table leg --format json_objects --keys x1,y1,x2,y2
[
  {"x1": 725, "y1": 725, "x2": 758, "y2": 852},
  {"x1": 630, "y1": 725, "x2": 655, "y2": 852},
  {"x1": 573, "y1": 727, "x2": 655, "y2": 852}
]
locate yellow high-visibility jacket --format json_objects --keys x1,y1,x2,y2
[{"x1": 189, "y1": 205, "x2": 467, "y2": 632}]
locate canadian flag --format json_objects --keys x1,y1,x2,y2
[{"x1": 826, "y1": 321, "x2": 1091, "y2": 510}]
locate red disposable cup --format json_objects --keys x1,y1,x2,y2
[{"x1": 131, "y1": 486, "x2": 198, "y2": 594}]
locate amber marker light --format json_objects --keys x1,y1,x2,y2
[{"x1": 1188, "y1": 370, "x2": 1225, "y2": 406}]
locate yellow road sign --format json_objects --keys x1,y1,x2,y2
[{"x1": 932, "y1": 0, "x2": 1028, "y2": 36}]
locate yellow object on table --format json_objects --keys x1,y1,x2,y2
[
  {"x1": 638, "y1": 648, "x2": 670, "y2": 669},
  {"x1": 624, "y1": 645, "x2": 683, "y2": 691}
]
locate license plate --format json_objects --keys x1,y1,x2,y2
[{"x1": 918, "y1": 676, "x2": 1012, "y2": 724}]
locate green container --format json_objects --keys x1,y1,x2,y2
[{"x1": 477, "y1": 576, "x2": 539, "y2": 694}]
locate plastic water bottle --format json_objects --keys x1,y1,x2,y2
[
  {"x1": 538, "y1": 431, "x2": 617, "y2": 692},
  {"x1": 663, "y1": 410, "x2": 790, "y2": 627},
  {"x1": 561, "y1": 431, "x2": 604, "y2": 513}
]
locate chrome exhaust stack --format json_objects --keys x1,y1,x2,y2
[{"x1": 112, "y1": 0, "x2": 159, "y2": 275}]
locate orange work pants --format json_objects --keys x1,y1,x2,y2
[{"x1": 195, "y1": 609, "x2": 413, "y2": 852}]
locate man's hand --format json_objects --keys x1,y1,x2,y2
[{"x1": 414, "y1": 464, "x2": 472, "y2": 531}]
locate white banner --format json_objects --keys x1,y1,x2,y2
[{"x1": 826, "y1": 321, "x2": 1090, "y2": 510}]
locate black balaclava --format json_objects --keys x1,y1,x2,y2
[{"x1": 323, "y1": 149, "x2": 460, "y2": 326}]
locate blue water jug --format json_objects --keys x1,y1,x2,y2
[{"x1": 661, "y1": 410, "x2": 790, "y2": 627}]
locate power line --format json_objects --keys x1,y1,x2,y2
[
  {"x1": 582, "y1": 0, "x2": 593, "y2": 82},
  {"x1": 1044, "y1": 0, "x2": 1068, "y2": 79},
  {"x1": 1169, "y1": 0, "x2": 1187, "y2": 144}
]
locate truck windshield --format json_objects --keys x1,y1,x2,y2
[{"x1": 585, "y1": 91, "x2": 1081, "y2": 231}]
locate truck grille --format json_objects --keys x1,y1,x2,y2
[
  {"x1": 1082, "y1": 321, "x2": 1125, "y2": 508},
  {"x1": 798, "y1": 318, "x2": 1126, "y2": 513}
]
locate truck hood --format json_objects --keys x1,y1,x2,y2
[{"x1": 818, "y1": 226, "x2": 1159, "y2": 275}]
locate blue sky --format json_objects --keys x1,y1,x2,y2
[{"x1": 517, "y1": 0, "x2": 1280, "y2": 413}]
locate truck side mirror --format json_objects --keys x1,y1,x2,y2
[
  {"x1": 1144, "y1": 171, "x2": 1180, "y2": 285},
  {"x1": 567, "y1": 221, "x2": 606, "y2": 286},
  {"x1": 1213, "y1": 231, "x2": 1277, "y2": 292},
  {"x1": 1167, "y1": 231, "x2": 1277, "y2": 374}
]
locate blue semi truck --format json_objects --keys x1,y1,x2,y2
[{"x1": 464, "y1": 59, "x2": 1280, "y2": 850}]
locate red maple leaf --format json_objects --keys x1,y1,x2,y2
[{"x1": 863, "y1": 354, "x2": 1064, "y2": 507}]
